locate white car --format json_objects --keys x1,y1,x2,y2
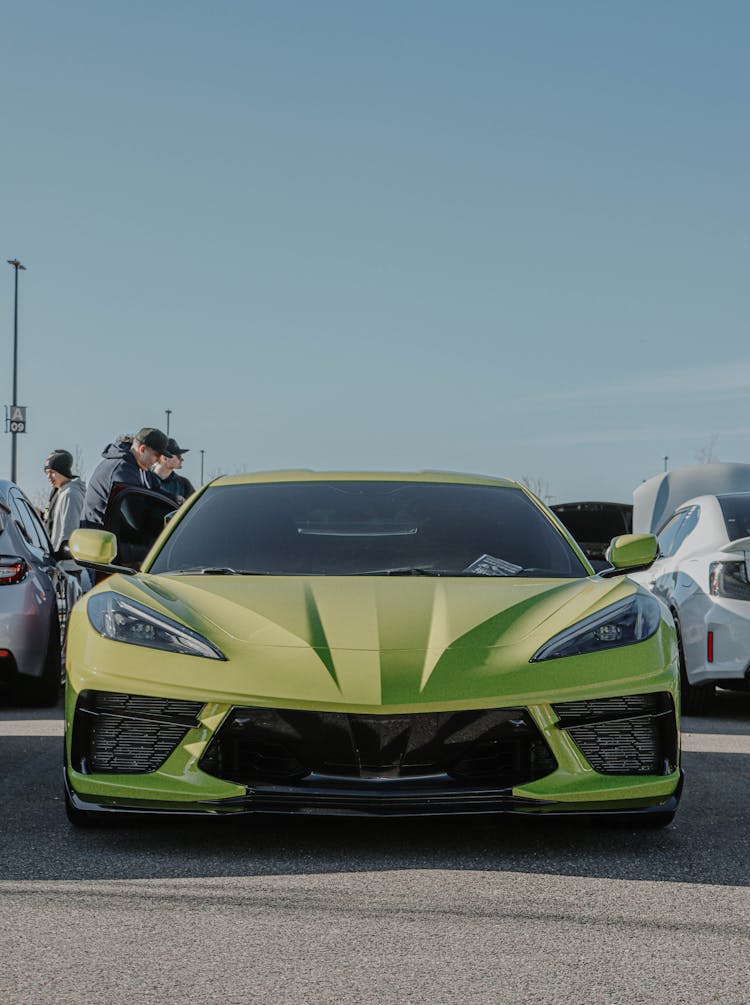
[{"x1": 630, "y1": 489, "x2": 750, "y2": 714}]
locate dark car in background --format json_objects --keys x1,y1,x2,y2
[
  {"x1": 0, "y1": 479, "x2": 81, "y2": 705},
  {"x1": 552, "y1": 501, "x2": 633, "y2": 570}
]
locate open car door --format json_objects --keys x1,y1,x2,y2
[{"x1": 103, "y1": 484, "x2": 178, "y2": 569}]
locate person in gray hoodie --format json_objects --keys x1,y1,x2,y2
[{"x1": 43, "y1": 449, "x2": 86, "y2": 552}]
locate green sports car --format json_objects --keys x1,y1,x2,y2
[{"x1": 64, "y1": 471, "x2": 682, "y2": 827}]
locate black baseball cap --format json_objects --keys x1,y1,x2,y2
[
  {"x1": 166, "y1": 437, "x2": 189, "y2": 457},
  {"x1": 134, "y1": 428, "x2": 172, "y2": 456}
]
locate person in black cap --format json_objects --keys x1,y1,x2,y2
[
  {"x1": 152, "y1": 437, "x2": 195, "y2": 504},
  {"x1": 43, "y1": 449, "x2": 86, "y2": 552},
  {"x1": 81, "y1": 427, "x2": 172, "y2": 529}
]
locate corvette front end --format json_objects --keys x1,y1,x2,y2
[{"x1": 65, "y1": 551, "x2": 680, "y2": 824}]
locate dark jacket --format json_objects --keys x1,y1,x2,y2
[
  {"x1": 81, "y1": 441, "x2": 163, "y2": 529},
  {"x1": 153, "y1": 470, "x2": 196, "y2": 502}
]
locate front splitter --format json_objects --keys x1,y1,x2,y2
[{"x1": 64, "y1": 767, "x2": 683, "y2": 821}]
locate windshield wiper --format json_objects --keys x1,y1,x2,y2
[
  {"x1": 354, "y1": 567, "x2": 469, "y2": 577},
  {"x1": 354, "y1": 565, "x2": 530, "y2": 578},
  {"x1": 167, "y1": 567, "x2": 269, "y2": 576},
  {"x1": 166, "y1": 565, "x2": 531, "y2": 578}
]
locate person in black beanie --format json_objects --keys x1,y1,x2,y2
[{"x1": 43, "y1": 449, "x2": 86, "y2": 553}]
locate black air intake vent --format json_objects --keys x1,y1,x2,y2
[
  {"x1": 72, "y1": 690, "x2": 204, "y2": 774},
  {"x1": 88, "y1": 691, "x2": 205, "y2": 726},
  {"x1": 553, "y1": 693, "x2": 665, "y2": 725},
  {"x1": 553, "y1": 693, "x2": 677, "y2": 776},
  {"x1": 199, "y1": 706, "x2": 557, "y2": 789},
  {"x1": 84, "y1": 716, "x2": 188, "y2": 773}
]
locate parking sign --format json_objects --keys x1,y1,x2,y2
[{"x1": 6, "y1": 405, "x2": 27, "y2": 433}]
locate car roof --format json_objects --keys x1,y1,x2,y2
[
  {"x1": 675, "y1": 491, "x2": 750, "y2": 511},
  {"x1": 716, "y1": 491, "x2": 750, "y2": 502},
  {"x1": 211, "y1": 470, "x2": 520, "y2": 489},
  {"x1": 633, "y1": 463, "x2": 750, "y2": 534},
  {"x1": 0, "y1": 480, "x2": 16, "y2": 504}
]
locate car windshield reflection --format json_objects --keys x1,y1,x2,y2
[{"x1": 147, "y1": 481, "x2": 588, "y2": 579}]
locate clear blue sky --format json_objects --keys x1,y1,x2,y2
[{"x1": 3, "y1": 1, "x2": 749, "y2": 506}]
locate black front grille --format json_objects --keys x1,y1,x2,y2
[
  {"x1": 199, "y1": 707, "x2": 557, "y2": 789},
  {"x1": 553, "y1": 692, "x2": 677, "y2": 776},
  {"x1": 554, "y1": 694, "x2": 665, "y2": 724},
  {"x1": 72, "y1": 690, "x2": 204, "y2": 774},
  {"x1": 83, "y1": 716, "x2": 188, "y2": 773},
  {"x1": 88, "y1": 692, "x2": 205, "y2": 726}
]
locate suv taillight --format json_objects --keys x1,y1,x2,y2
[
  {"x1": 709, "y1": 561, "x2": 750, "y2": 600},
  {"x1": 0, "y1": 556, "x2": 29, "y2": 585}
]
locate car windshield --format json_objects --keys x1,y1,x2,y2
[
  {"x1": 147, "y1": 481, "x2": 588, "y2": 578},
  {"x1": 718, "y1": 493, "x2": 750, "y2": 542}
]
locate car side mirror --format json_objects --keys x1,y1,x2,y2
[
  {"x1": 54, "y1": 541, "x2": 73, "y2": 562},
  {"x1": 604, "y1": 533, "x2": 658, "y2": 574},
  {"x1": 68, "y1": 529, "x2": 136, "y2": 577}
]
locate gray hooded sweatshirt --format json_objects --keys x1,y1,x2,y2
[{"x1": 45, "y1": 476, "x2": 86, "y2": 551}]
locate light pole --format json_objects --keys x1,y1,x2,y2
[
  {"x1": 7, "y1": 259, "x2": 26, "y2": 483},
  {"x1": 200, "y1": 449, "x2": 205, "y2": 485},
  {"x1": 165, "y1": 409, "x2": 172, "y2": 435},
  {"x1": 663, "y1": 455, "x2": 668, "y2": 472}
]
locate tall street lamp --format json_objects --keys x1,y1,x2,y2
[
  {"x1": 200, "y1": 449, "x2": 205, "y2": 485},
  {"x1": 7, "y1": 259, "x2": 26, "y2": 483},
  {"x1": 165, "y1": 409, "x2": 172, "y2": 435}
]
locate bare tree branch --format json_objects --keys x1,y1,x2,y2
[
  {"x1": 520, "y1": 475, "x2": 552, "y2": 502},
  {"x1": 694, "y1": 433, "x2": 720, "y2": 464}
]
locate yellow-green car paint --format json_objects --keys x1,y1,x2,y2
[{"x1": 64, "y1": 471, "x2": 680, "y2": 817}]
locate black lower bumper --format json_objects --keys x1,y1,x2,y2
[{"x1": 64, "y1": 767, "x2": 683, "y2": 822}]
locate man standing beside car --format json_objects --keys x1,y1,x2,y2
[
  {"x1": 81, "y1": 427, "x2": 172, "y2": 529},
  {"x1": 152, "y1": 438, "x2": 195, "y2": 504},
  {"x1": 43, "y1": 449, "x2": 86, "y2": 552}
]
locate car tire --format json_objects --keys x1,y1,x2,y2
[
  {"x1": 673, "y1": 612, "x2": 713, "y2": 717},
  {"x1": 14, "y1": 620, "x2": 61, "y2": 707}
]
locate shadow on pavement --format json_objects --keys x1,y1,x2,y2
[
  {"x1": 1, "y1": 733, "x2": 747, "y2": 889},
  {"x1": 2, "y1": 690, "x2": 749, "y2": 887},
  {"x1": 683, "y1": 687, "x2": 750, "y2": 733}
]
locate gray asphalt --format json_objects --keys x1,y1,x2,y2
[{"x1": 2, "y1": 691, "x2": 750, "y2": 1004}]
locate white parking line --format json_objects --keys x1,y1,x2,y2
[
  {"x1": 681, "y1": 732, "x2": 750, "y2": 754},
  {"x1": 0, "y1": 720, "x2": 64, "y2": 736}
]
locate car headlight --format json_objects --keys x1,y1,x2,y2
[
  {"x1": 87, "y1": 591, "x2": 226, "y2": 660},
  {"x1": 530, "y1": 594, "x2": 661, "y2": 662}
]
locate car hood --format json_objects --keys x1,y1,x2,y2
[{"x1": 97, "y1": 573, "x2": 639, "y2": 706}]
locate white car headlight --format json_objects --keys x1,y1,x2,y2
[
  {"x1": 87, "y1": 591, "x2": 226, "y2": 660},
  {"x1": 530, "y1": 594, "x2": 661, "y2": 662}
]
